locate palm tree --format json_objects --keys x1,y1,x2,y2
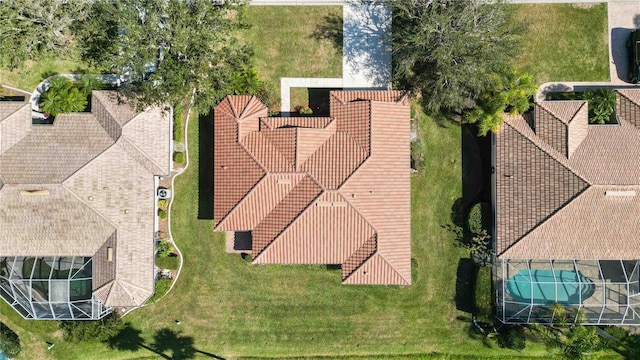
[
  {"x1": 39, "y1": 76, "x2": 87, "y2": 116},
  {"x1": 529, "y1": 303, "x2": 607, "y2": 359}
]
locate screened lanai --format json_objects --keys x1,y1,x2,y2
[
  {"x1": 0, "y1": 256, "x2": 111, "y2": 320},
  {"x1": 495, "y1": 259, "x2": 640, "y2": 325}
]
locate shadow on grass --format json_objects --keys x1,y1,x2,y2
[
  {"x1": 107, "y1": 323, "x2": 225, "y2": 360},
  {"x1": 198, "y1": 110, "x2": 214, "y2": 220},
  {"x1": 455, "y1": 258, "x2": 478, "y2": 314},
  {"x1": 310, "y1": 13, "x2": 343, "y2": 53}
]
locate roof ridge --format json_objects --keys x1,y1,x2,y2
[
  {"x1": 618, "y1": 89, "x2": 640, "y2": 106},
  {"x1": 499, "y1": 184, "x2": 592, "y2": 258},
  {"x1": 252, "y1": 176, "x2": 324, "y2": 260},
  {"x1": 216, "y1": 175, "x2": 269, "y2": 229},
  {"x1": 116, "y1": 137, "x2": 163, "y2": 175},
  {"x1": 341, "y1": 233, "x2": 378, "y2": 280},
  {"x1": 0, "y1": 102, "x2": 30, "y2": 124},
  {"x1": 341, "y1": 252, "x2": 410, "y2": 285},
  {"x1": 504, "y1": 116, "x2": 590, "y2": 185},
  {"x1": 538, "y1": 100, "x2": 587, "y2": 124},
  {"x1": 119, "y1": 130, "x2": 165, "y2": 174},
  {"x1": 62, "y1": 181, "x2": 120, "y2": 230}
]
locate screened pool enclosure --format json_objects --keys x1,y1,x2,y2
[
  {"x1": 0, "y1": 257, "x2": 111, "y2": 320},
  {"x1": 495, "y1": 259, "x2": 640, "y2": 325}
]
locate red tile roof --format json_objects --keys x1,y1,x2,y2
[
  {"x1": 496, "y1": 90, "x2": 640, "y2": 259},
  {"x1": 214, "y1": 91, "x2": 411, "y2": 285}
]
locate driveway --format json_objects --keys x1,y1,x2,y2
[{"x1": 609, "y1": 2, "x2": 640, "y2": 84}]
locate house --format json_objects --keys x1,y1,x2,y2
[
  {"x1": 213, "y1": 91, "x2": 412, "y2": 285},
  {"x1": 493, "y1": 89, "x2": 640, "y2": 325},
  {"x1": 0, "y1": 86, "x2": 171, "y2": 319}
]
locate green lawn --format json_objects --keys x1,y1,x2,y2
[
  {"x1": 240, "y1": 6, "x2": 343, "y2": 110},
  {"x1": 0, "y1": 46, "x2": 94, "y2": 92},
  {"x1": 512, "y1": 3, "x2": 609, "y2": 83}
]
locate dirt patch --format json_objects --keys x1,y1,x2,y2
[{"x1": 572, "y1": 3, "x2": 595, "y2": 9}]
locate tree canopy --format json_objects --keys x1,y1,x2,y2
[
  {"x1": 391, "y1": 0, "x2": 521, "y2": 112},
  {"x1": 74, "y1": 0, "x2": 252, "y2": 112},
  {"x1": 0, "y1": 0, "x2": 88, "y2": 69}
]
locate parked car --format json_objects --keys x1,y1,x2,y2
[{"x1": 627, "y1": 30, "x2": 640, "y2": 84}]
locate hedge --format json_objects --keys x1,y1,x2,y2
[
  {"x1": 0, "y1": 322, "x2": 21, "y2": 357},
  {"x1": 475, "y1": 266, "x2": 493, "y2": 323}
]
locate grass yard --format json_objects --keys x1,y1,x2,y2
[
  {"x1": 0, "y1": 47, "x2": 94, "y2": 92},
  {"x1": 512, "y1": 3, "x2": 609, "y2": 83},
  {"x1": 240, "y1": 6, "x2": 343, "y2": 110}
]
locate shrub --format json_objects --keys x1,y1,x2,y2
[
  {"x1": 77, "y1": 74, "x2": 104, "y2": 97},
  {"x1": 60, "y1": 313, "x2": 123, "y2": 343},
  {"x1": 156, "y1": 254, "x2": 179, "y2": 270},
  {"x1": 174, "y1": 152, "x2": 185, "y2": 164},
  {"x1": 173, "y1": 105, "x2": 184, "y2": 141},
  {"x1": 497, "y1": 325, "x2": 526, "y2": 350},
  {"x1": 156, "y1": 240, "x2": 172, "y2": 258},
  {"x1": 158, "y1": 209, "x2": 168, "y2": 219},
  {"x1": 411, "y1": 137, "x2": 425, "y2": 171},
  {"x1": 474, "y1": 266, "x2": 492, "y2": 323},
  {"x1": 0, "y1": 322, "x2": 21, "y2": 357},
  {"x1": 468, "y1": 203, "x2": 483, "y2": 234},
  {"x1": 157, "y1": 199, "x2": 168, "y2": 210},
  {"x1": 296, "y1": 104, "x2": 313, "y2": 115},
  {"x1": 147, "y1": 278, "x2": 172, "y2": 304},
  {"x1": 39, "y1": 76, "x2": 88, "y2": 116},
  {"x1": 584, "y1": 89, "x2": 617, "y2": 124}
]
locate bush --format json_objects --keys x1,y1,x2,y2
[
  {"x1": 158, "y1": 209, "x2": 168, "y2": 219},
  {"x1": 39, "y1": 76, "x2": 88, "y2": 116},
  {"x1": 296, "y1": 104, "x2": 313, "y2": 115},
  {"x1": 157, "y1": 199, "x2": 168, "y2": 210},
  {"x1": 156, "y1": 254, "x2": 180, "y2": 270},
  {"x1": 147, "y1": 278, "x2": 172, "y2": 304},
  {"x1": 411, "y1": 137, "x2": 425, "y2": 171},
  {"x1": 497, "y1": 325, "x2": 526, "y2": 350},
  {"x1": 474, "y1": 266, "x2": 492, "y2": 322},
  {"x1": 174, "y1": 152, "x2": 185, "y2": 164},
  {"x1": 0, "y1": 322, "x2": 21, "y2": 357},
  {"x1": 173, "y1": 105, "x2": 184, "y2": 141},
  {"x1": 60, "y1": 313, "x2": 123, "y2": 343},
  {"x1": 156, "y1": 240, "x2": 172, "y2": 258},
  {"x1": 468, "y1": 203, "x2": 483, "y2": 234},
  {"x1": 584, "y1": 89, "x2": 617, "y2": 124}
]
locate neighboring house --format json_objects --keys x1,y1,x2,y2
[
  {"x1": 493, "y1": 89, "x2": 640, "y2": 325},
  {"x1": 0, "y1": 86, "x2": 171, "y2": 320},
  {"x1": 213, "y1": 91, "x2": 412, "y2": 285}
]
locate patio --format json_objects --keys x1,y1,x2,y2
[{"x1": 495, "y1": 259, "x2": 640, "y2": 325}]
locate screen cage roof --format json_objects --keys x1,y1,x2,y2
[
  {"x1": 0, "y1": 256, "x2": 111, "y2": 320},
  {"x1": 495, "y1": 259, "x2": 640, "y2": 325}
]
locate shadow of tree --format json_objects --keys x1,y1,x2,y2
[
  {"x1": 343, "y1": 1, "x2": 392, "y2": 88},
  {"x1": 310, "y1": 13, "x2": 343, "y2": 52},
  {"x1": 455, "y1": 258, "x2": 478, "y2": 313},
  {"x1": 198, "y1": 110, "x2": 214, "y2": 220},
  {"x1": 106, "y1": 324, "x2": 226, "y2": 360}
]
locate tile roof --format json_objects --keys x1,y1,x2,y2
[
  {"x1": 0, "y1": 90, "x2": 170, "y2": 309},
  {"x1": 214, "y1": 91, "x2": 411, "y2": 285},
  {"x1": 496, "y1": 90, "x2": 640, "y2": 259}
]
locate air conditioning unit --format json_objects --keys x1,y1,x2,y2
[{"x1": 157, "y1": 188, "x2": 171, "y2": 199}]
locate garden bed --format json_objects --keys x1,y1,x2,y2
[{"x1": 545, "y1": 89, "x2": 619, "y2": 124}]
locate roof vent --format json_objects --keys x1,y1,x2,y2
[
  {"x1": 605, "y1": 190, "x2": 636, "y2": 197},
  {"x1": 277, "y1": 178, "x2": 291, "y2": 185},
  {"x1": 157, "y1": 188, "x2": 172, "y2": 199}
]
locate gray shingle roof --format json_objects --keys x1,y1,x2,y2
[{"x1": 0, "y1": 89, "x2": 170, "y2": 308}]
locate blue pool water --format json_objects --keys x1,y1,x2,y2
[{"x1": 505, "y1": 270, "x2": 595, "y2": 305}]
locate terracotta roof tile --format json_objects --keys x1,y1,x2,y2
[
  {"x1": 214, "y1": 91, "x2": 411, "y2": 285},
  {"x1": 252, "y1": 176, "x2": 323, "y2": 257},
  {"x1": 255, "y1": 191, "x2": 375, "y2": 264}
]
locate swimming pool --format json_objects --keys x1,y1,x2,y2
[{"x1": 505, "y1": 269, "x2": 596, "y2": 305}]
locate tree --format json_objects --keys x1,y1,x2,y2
[
  {"x1": 464, "y1": 70, "x2": 537, "y2": 136},
  {"x1": 529, "y1": 303, "x2": 607, "y2": 359},
  {"x1": 391, "y1": 0, "x2": 521, "y2": 112},
  {"x1": 74, "y1": 0, "x2": 252, "y2": 113},
  {"x1": 39, "y1": 76, "x2": 87, "y2": 116},
  {"x1": 0, "y1": 0, "x2": 89, "y2": 69}
]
